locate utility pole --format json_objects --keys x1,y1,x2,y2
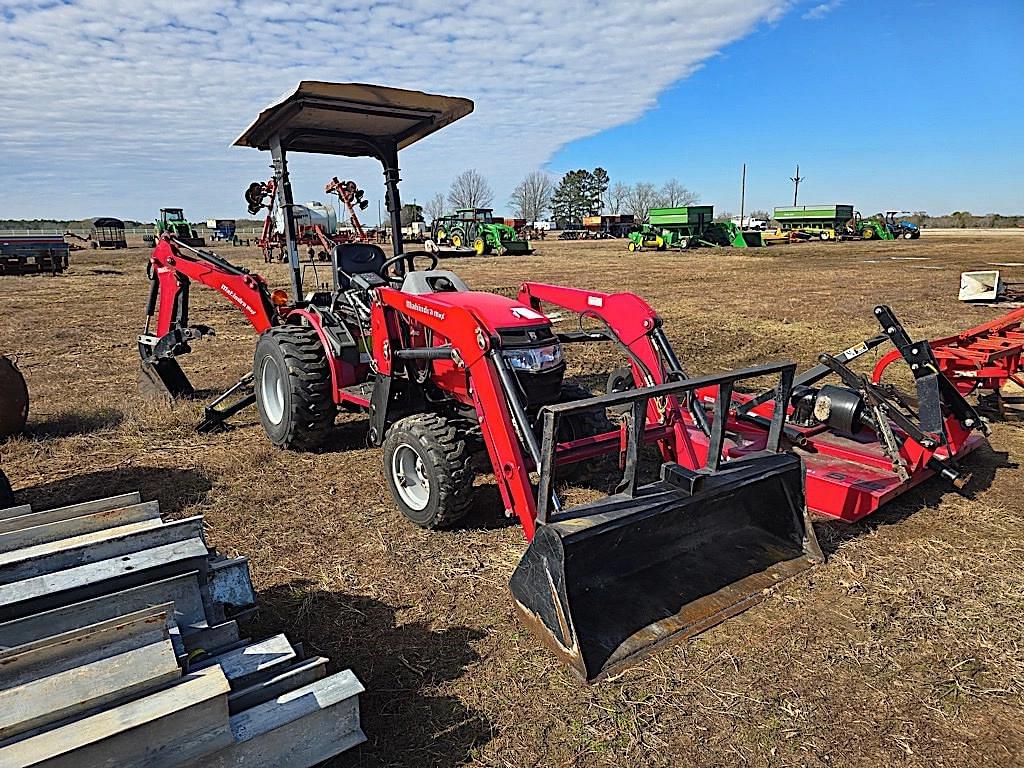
[
  {"x1": 739, "y1": 163, "x2": 746, "y2": 227},
  {"x1": 790, "y1": 164, "x2": 804, "y2": 206}
]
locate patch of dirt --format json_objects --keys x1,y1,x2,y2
[{"x1": 1, "y1": 233, "x2": 1022, "y2": 767}]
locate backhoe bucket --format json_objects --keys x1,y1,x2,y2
[
  {"x1": 509, "y1": 361, "x2": 822, "y2": 682},
  {"x1": 139, "y1": 357, "x2": 194, "y2": 400}
]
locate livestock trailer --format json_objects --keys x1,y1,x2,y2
[{"x1": 91, "y1": 217, "x2": 127, "y2": 249}]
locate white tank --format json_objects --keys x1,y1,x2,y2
[{"x1": 273, "y1": 201, "x2": 337, "y2": 236}]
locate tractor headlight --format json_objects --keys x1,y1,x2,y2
[{"x1": 503, "y1": 342, "x2": 563, "y2": 372}]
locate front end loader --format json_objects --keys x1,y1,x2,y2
[
  {"x1": 434, "y1": 209, "x2": 533, "y2": 255},
  {"x1": 138, "y1": 81, "x2": 826, "y2": 681}
]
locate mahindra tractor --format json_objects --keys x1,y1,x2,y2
[{"x1": 138, "y1": 82, "x2": 988, "y2": 682}]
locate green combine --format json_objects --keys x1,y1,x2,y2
[
  {"x1": 145, "y1": 208, "x2": 206, "y2": 247},
  {"x1": 431, "y1": 208, "x2": 532, "y2": 255},
  {"x1": 773, "y1": 204, "x2": 854, "y2": 241}
]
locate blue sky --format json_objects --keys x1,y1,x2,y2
[
  {"x1": 551, "y1": 0, "x2": 1024, "y2": 217},
  {"x1": 2, "y1": 0, "x2": 1021, "y2": 221}
]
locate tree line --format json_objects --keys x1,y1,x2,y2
[{"x1": 422, "y1": 168, "x2": 701, "y2": 227}]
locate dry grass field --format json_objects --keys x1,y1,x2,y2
[{"x1": 2, "y1": 232, "x2": 1023, "y2": 767}]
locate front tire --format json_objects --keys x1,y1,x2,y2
[
  {"x1": 383, "y1": 414, "x2": 475, "y2": 528},
  {"x1": 253, "y1": 326, "x2": 335, "y2": 450}
]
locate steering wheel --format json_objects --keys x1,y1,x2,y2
[{"x1": 379, "y1": 251, "x2": 439, "y2": 279}]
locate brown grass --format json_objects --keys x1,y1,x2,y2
[{"x1": 2, "y1": 233, "x2": 1023, "y2": 767}]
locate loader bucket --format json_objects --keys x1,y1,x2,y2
[
  {"x1": 502, "y1": 240, "x2": 534, "y2": 255},
  {"x1": 139, "y1": 357, "x2": 194, "y2": 400},
  {"x1": 510, "y1": 452, "x2": 820, "y2": 682}
]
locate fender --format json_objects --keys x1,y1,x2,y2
[{"x1": 282, "y1": 307, "x2": 360, "y2": 405}]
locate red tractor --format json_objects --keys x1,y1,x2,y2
[{"x1": 139, "y1": 82, "x2": 987, "y2": 682}]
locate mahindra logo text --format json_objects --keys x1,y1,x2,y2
[
  {"x1": 221, "y1": 284, "x2": 255, "y2": 315},
  {"x1": 405, "y1": 300, "x2": 445, "y2": 321}
]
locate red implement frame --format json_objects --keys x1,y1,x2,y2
[{"x1": 872, "y1": 308, "x2": 1024, "y2": 396}]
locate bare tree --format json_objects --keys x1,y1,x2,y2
[
  {"x1": 424, "y1": 192, "x2": 447, "y2": 222},
  {"x1": 448, "y1": 169, "x2": 493, "y2": 210},
  {"x1": 659, "y1": 179, "x2": 699, "y2": 208},
  {"x1": 509, "y1": 171, "x2": 554, "y2": 221},
  {"x1": 626, "y1": 182, "x2": 660, "y2": 223},
  {"x1": 608, "y1": 181, "x2": 630, "y2": 215}
]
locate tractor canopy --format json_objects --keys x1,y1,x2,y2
[{"x1": 234, "y1": 81, "x2": 474, "y2": 157}]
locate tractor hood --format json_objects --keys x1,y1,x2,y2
[{"x1": 433, "y1": 291, "x2": 551, "y2": 332}]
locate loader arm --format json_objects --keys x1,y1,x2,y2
[
  {"x1": 370, "y1": 287, "x2": 542, "y2": 539},
  {"x1": 517, "y1": 282, "x2": 701, "y2": 467}
]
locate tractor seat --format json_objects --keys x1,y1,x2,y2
[
  {"x1": 400, "y1": 270, "x2": 470, "y2": 295},
  {"x1": 332, "y1": 243, "x2": 388, "y2": 290}
]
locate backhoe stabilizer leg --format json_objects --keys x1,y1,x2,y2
[{"x1": 197, "y1": 373, "x2": 256, "y2": 433}]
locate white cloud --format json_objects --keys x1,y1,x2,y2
[
  {"x1": 1, "y1": 0, "x2": 791, "y2": 218},
  {"x1": 803, "y1": 0, "x2": 843, "y2": 20}
]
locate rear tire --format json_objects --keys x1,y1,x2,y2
[
  {"x1": 0, "y1": 468, "x2": 13, "y2": 509},
  {"x1": 253, "y1": 326, "x2": 335, "y2": 450},
  {"x1": 383, "y1": 414, "x2": 475, "y2": 528}
]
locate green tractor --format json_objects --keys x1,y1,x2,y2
[
  {"x1": 431, "y1": 208, "x2": 532, "y2": 255},
  {"x1": 145, "y1": 208, "x2": 206, "y2": 247}
]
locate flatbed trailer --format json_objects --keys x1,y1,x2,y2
[{"x1": 0, "y1": 235, "x2": 70, "y2": 275}]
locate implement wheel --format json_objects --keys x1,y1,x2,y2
[
  {"x1": 627, "y1": 241, "x2": 638, "y2": 252},
  {"x1": 253, "y1": 326, "x2": 336, "y2": 450},
  {"x1": 0, "y1": 467, "x2": 13, "y2": 509},
  {"x1": 0, "y1": 356, "x2": 29, "y2": 440},
  {"x1": 383, "y1": 413, "x2": 475, "y2": 528}
]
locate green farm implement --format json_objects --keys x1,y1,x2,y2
[
  {"x1": 773, "y1": 204, "x2": 854, "y2": 241},
  {"x1": 431, "y1": 208, "x2": 532, "y2": 255},
  {"x1": 627, "y1": 207, "x2": 763, "y2": 251}
]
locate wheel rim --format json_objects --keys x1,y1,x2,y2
[
  {"x1": 452, "y1": 234, "x2": 462, "y2": 247},
  {"x1": 391, "y1": 444, "x2": 430, "y2": 511},
  {"x1": 259, "y1": 355, "x2": 286, "y2": 425},
  {"x1": 474, "y1": 237, "x2": 485, "y2": 255}
]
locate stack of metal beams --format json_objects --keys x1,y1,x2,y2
[{"x1": 0, "y1": 491, "x2": 365, "y2": 767}]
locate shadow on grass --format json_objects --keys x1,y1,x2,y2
[
  {"x1": 814, "y1": 442, "x2": 1016, "y2": 556},
  {"x1": 12, "y1": 466, "x2": 212, "y2": 516},
  {"x1": 28, "y1": 408, "x2": 124, "y2": 438},
  {"x1": 252, "y1": 582, "x2": 491, "y2": 768}
]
